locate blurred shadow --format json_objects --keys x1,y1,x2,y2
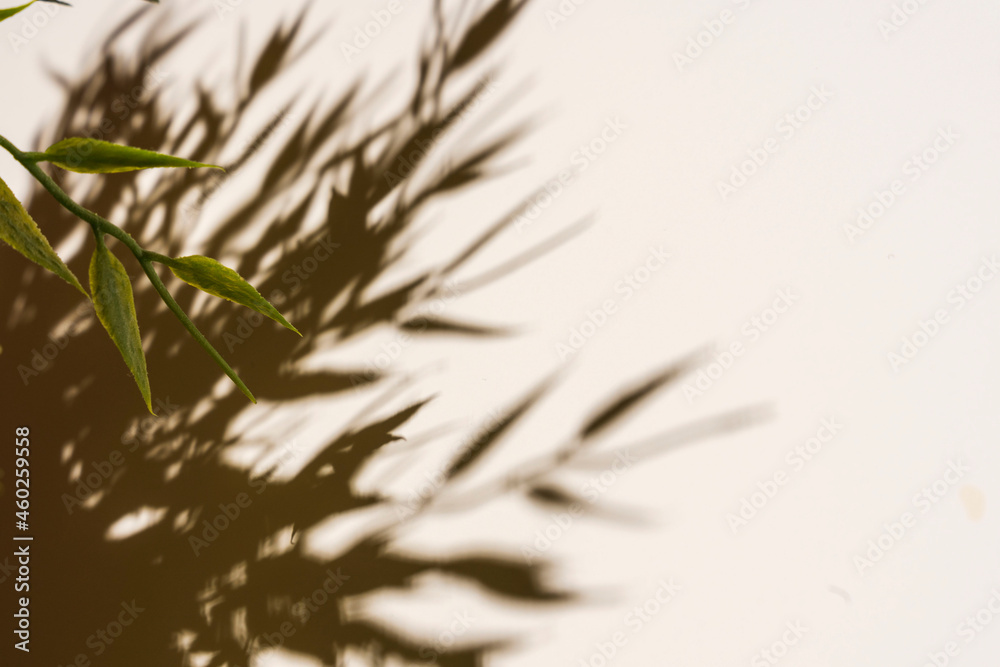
[{"x1": 0, "y1": 1, "x2": 759, "y2": 665}]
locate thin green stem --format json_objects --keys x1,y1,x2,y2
[
  {"x1": 0, "y1": 134, "x2": 142, "y2": 255},
  {"x1": 0, "y1": 133, "x2": 256, "y2": 404},
  {"x1": 144, "y1": 251, "x2": 177, "y2": 266},
  {"x1": 137, "y1": 259, "x2": 256, "y2": 403}
]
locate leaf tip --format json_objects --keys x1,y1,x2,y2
[{"x1": 237, "y1": 381, "x2": 256, "y2": 404}]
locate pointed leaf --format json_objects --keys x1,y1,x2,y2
[
  {"x1": 0, "y1": 2, "x2": 35, "y2": 23},
  {"x1": 164, "y1": 255, "x2": 299, "y2": 334},
  {"x1": 0, "y1": 176, "x2": 86, "y2": 295},
  {"x1": 28, "y1": 138, "x2": 222, "y2": 174},
  {"x1": 90, "y1": 241, "x2": 152, "y2": 413}
]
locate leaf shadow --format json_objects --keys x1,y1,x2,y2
[{"x1": 0, "y1": 3, "x2": 762, "y2": 665}]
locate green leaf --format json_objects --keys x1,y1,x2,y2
[
  {"x1": 164, "y1": 255, "x2": 300, "y2": 335},
  {"x1": 1, "y1": 1, "x2": 70, "y2": 24},
  {"x1": 90, "y1": 240, "x2": 152, "y2": 413},
  {"x1": 0, "y1": 176, "x2": 86, "y2": 295},
  {"x1": 27, "y1": 138, "x2": 223, "y2": 174},
  {"x1": 0, "y1": 2, "x2": 35, "y2": 23}
]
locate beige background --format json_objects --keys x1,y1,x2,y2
[{"x1": 2, "y1": 0, "x2": 1000, "y2": 665}]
